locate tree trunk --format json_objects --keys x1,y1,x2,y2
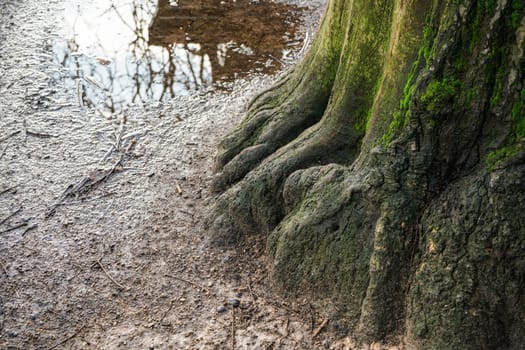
[{"x1": 207, "y1": 0, "x2": 525, "y2": 348}]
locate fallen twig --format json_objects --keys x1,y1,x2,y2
[
  {"x1": 22, "y1": 224, "x2": 38, "y2": 236},
  {"x1": 2, "y1": 79, "x2": 16, "y2": 92},
  {"x1": 46, "y1": 156, "x2": 123, "y2": 218},
  {"x1": 115, "y1": 113, "x2": 126, "y2": 150},
  {"x1": 269, "y1": 54, "x2": 286, "y2": 66},
  {"x1": 0, "y1": 143, "x2": 8, "y2": 160},
  {"x1": 82, "y1": 156, "x2": 123, "y2": 191},
  {"x1": 0, "y1": 208, "x2": 21, "y2": 225},
  {"x1": 178, "y1": 209, "x2": 193, "y2": 217},
  {"x1": 0, "y1": 222, "x2": 28, "y2": 234},
  {"x1": 312, "y1": 318, "x2": 329, "y2": 338},
  {"x1": 76, "y1": 79, "x2": 84, "y2": 107},
  {"x1": 298, "y1": 31, "x2": 310, "y2": 56},
  {"x1": 0, "y1": 185, "x2": 17, "y2": 196},
  {"x1": 26, "y1": 130, "x2": 58, "y2": 138},
  {"x1": 165, "y1": 274, "x2": 209, "y2": 294},
  {"x1": 100, "y1": 145, "x2": 115, "y2": 164},
  {"x1": 96, "y1": 258, "x2": 126, "y2": 289},
  {"x1": 47, "y1": 325, "x2": 86, "y2": 350},
  {"x1": 0, "y1": 130, "x2": 21, "y2": 144}
]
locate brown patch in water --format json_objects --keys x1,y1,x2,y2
[
  {"x1": 53, "y1": 0, "x2": 303, "y2": 111},
  {"x1": 150, "y1": 0, "x2": 302, "y2": 80}
]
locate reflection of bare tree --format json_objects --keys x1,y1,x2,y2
[
  {"x1": 149, "y1": 0, "x2": 299, "y2": 82},
  {"x1": 52, "y1": 0, "x2": 299, "y2": 111}
]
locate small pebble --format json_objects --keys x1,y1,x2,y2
[
  {"x1": 229, "y1": 298, "x2": 240, "y2": 308},
  {"x1": 216, "y1": 305, "x2": 227, "y2": 314}
]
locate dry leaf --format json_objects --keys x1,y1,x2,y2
[{"x1": 96, "y1": 56, "x2": 112, "y2": 66}]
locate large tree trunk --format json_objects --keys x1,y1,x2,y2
[{"x1": 207, "y1": 0, "x2": 525, "y2": 348}]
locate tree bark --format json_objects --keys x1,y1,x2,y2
[{"x1": 208, "y1": 0, "x2": 525, "y2": 348}]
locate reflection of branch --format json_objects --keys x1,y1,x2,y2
[
  {"x1": 111, "y1": 4, "x2": 135, "y2": 32},
  {"x1": 167, "y1": 46, "x2": 177, "y2": 97},
  {"x1": 173, "y1": 51, "x2": 196, "y2": 91},
  {"x1": 185, "y1": 44, "x2": 199, "y2": 89},
  {"x1": 55, "y1": 0, "x2": 216, "y2": 110}
]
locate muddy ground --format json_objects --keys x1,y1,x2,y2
[{"x1": 0, "y1": 0, "x2": 364, "y2": 349}]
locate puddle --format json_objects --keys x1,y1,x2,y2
[{"x1": 52, "y1": 0, "x2": 304, "y2": 112}]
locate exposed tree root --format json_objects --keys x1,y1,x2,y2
[{"x1": 207, "y1": 0, "x2": 525, "y2": 348}]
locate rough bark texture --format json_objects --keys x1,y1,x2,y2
[{"x1": 207, "y1": 0, "x2": 525, "y2": 348}]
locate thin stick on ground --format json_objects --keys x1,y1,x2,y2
[
  {"x1": 78, "y1": 156, "x2": 124, "y2": 192},
  {"x1": 269, "y1": 54, "x2": 286, "y2": 66},
  {"x1": 114, "y1": 112, "x2": 126, "y2": 151},
  {"x1": 298, "y1": 31, "x2": 310, "y2": 56},
  {"x1": 0, "y1": 185, "x2": 17, "y2": 196},
  {"x1": 0, "y1": 130, "x2": 22, "y2": 144},
  {"x1": 47, "y1": 325, "x2": 86, "y2": 350},
  {"x1": 0, "y1": 208, "x2": 21, "y2": 225},
  {"x1": 312, "y1": 318, "x2": 329, "y2": 338},
  {"x1": 46, "y1": 156, "x2": 123, "y2": 218},
  {"x1": 96, "y1": 258, "x2": 126, "y2": 290},
  {"x1": 26, "y1": 130, "x2": 58, "y2": 138},
  {"x1": 0, "y1": 143, "x2": 8, "y2": 160},
  {"x1": 22, "y1": 224, "x2": 38, "y2": 236},
  {"x1": 0, "y1": 222, "x2": 28, "y2": 234},
  {"x1": 164, "y1": 274, "x2": 209, "y2": 294}
]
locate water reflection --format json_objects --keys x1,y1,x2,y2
[{"x1": 53, "y1": 0, "x2": 302, "y2": 112}]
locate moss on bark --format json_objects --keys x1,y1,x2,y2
[{"x1": 207, "y1": 0, "x2": 525, "y2": 348}]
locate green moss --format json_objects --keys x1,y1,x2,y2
[
  {"x1": 454, "y1": 56, "x2": 467, "y2": 73},
  {"x1": 381, "y1": 14, "x2": 437, "y2": 145},
  {"x1": 361, "y1": 76, "x2": 386, "y2": 132},
  {"x1": 422, "y1": 16, "x2": 437, "y2": 67},
  {"x1": 489, "y1": 67, "x2": 506, "y2": 108},
  {"x1": 467, "y1": 0, "x2": 498, "y2": 52},
  {"x1": 510, "y1": 0, "x2": 524, "y2": 29},
  {"x1": 512, "y1": 89, "x2": 525, "y2": 139},
  {"x1": 482, "y1": 0, "x2": 496, "y2": 14},
  {"x1": 465, "y1": 87, "x2": 478, "y2": 106},
  {"x1": 486, "y1": 87, "x2": 525, "y2": 170},
  {"x1": 354, "y1": 109, "x2": 371, "y2": 132},
  {"x1": 420, "y1": 78, "x2": 462, "y2": 112},
  {"x1": 486, "y1": 145, "x2": 522, "y2": 171},
  {"x1": 485, "y1": 89, "x2": 525, "y2": 171}
]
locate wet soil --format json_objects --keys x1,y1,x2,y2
[{"x1": 0, "y1": 0, "x2": 359, "y2": 349}]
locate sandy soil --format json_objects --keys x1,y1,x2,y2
[{"x1": 0, "y1": 0, "x2": 365, "y2": 349}]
